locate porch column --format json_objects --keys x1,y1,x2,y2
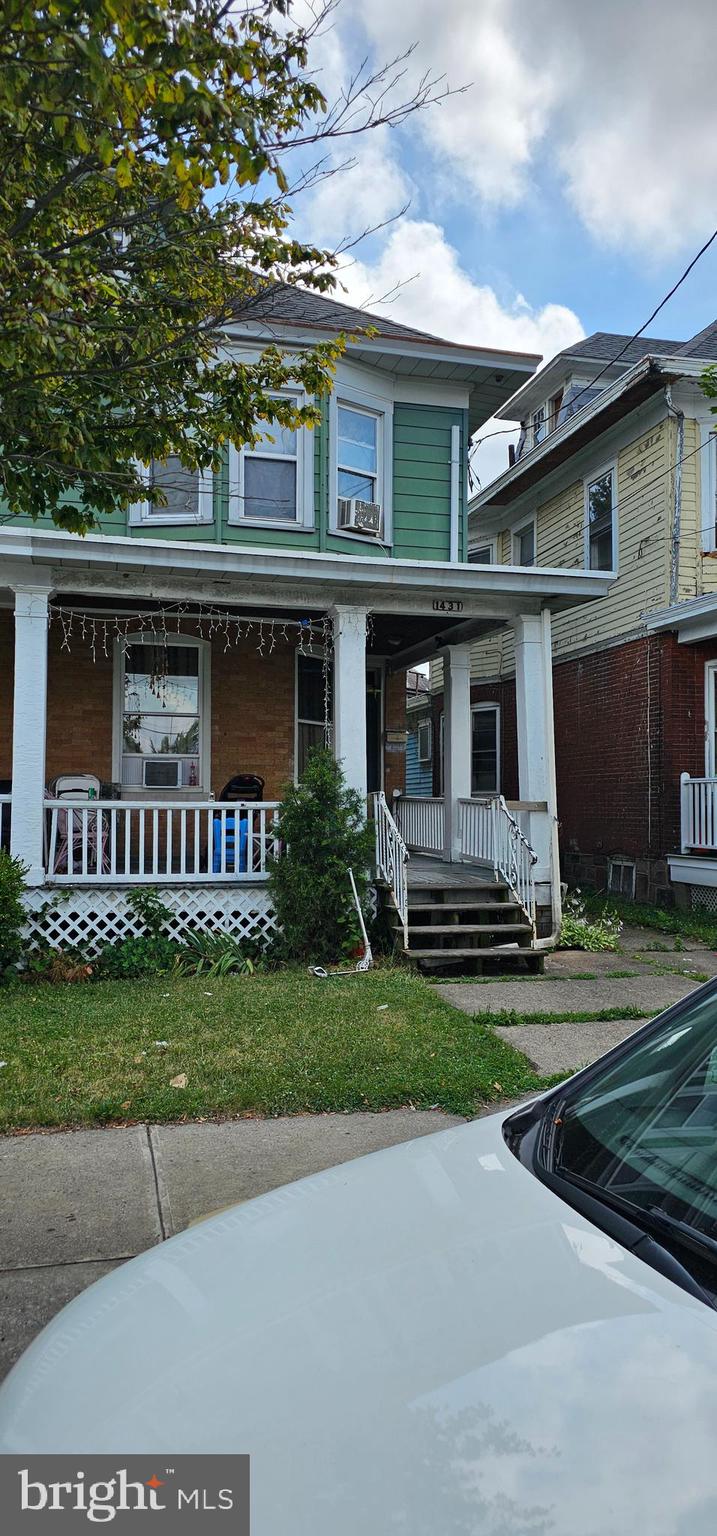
[
  {"x1": 331, "y1": 604, "x2": 368, "y2": 803},
  {"x1": 442, "y1": 643, "x2": 472, "y2": 861},
  {"x1": 10, "y1": 582, "x2": 51, "y2": 885},
  {"x1": 513, "y1": 610, "x2": 559, "y2": 907}
]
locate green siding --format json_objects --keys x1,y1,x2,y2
[
  {"x1": 3, "y1": 392, "x2": 471, "y2": 563},
  {"x1": 392, "y1": 402, "x2": 464, "y2": 563}
]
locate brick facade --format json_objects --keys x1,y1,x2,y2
[
  {"x1": 0, "y1": 612, "x2": 405, "y2": 799},
  {"x1": 431, "y1": 630, "x2": 717, "y2": 904}
]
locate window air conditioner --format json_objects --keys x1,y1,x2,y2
[{"x1": 337, "y1": 497, "x2": 383, "y2": 536}]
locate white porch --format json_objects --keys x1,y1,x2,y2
[{"x1": 0, "y1": 525, "x2": 612, "y2": 952}]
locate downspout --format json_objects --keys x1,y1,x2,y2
[
  {"x1": 532, "y1": 604, "x2": 562, "y2": 951},
  {"x1": 667, "y1": 383, "x2": 684, "y2": 605},
  {"x1": 449, "y1": 423, "x2": 461, "y2": 563}
]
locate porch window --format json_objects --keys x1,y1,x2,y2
[
  {"x1": 512, "y1": 518, "x2": 536, "y2": 567},
  {"x1": 296, "y1": 654, "x2": 332, "y2": 779},
  {"x1": 585, "y1": 466, "x2": 616, "y2": 571},
  {"x1": 121, "y1": 641, "x2": 204, "y2": 790},
  {"x1": 229, "y1": 390, "x2": 313, "y2": 527},
  {"x1": 471, "y1": 704, "x2": 500, "y2": 794}
]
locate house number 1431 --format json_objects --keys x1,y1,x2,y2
[{"x1": 432, "y1": 599, "x2": 464, "y2": 613}]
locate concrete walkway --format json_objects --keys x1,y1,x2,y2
[
  {"x1": 435, "y1": 934, "x2": 715, "y2": 1078},
  {"x1": 0, "y1": 1109, "x2": 462, "y2": 1383}
]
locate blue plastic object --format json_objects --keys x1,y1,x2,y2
[{"x1": 212, "y1": 811, "x2": 248, "y2": 874}]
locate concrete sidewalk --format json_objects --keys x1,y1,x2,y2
[{"x1": 0, "y1": 1109, "x2": 463, "y2": 1383}]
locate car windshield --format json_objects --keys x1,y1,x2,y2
[{"x1": 553, "y1": 989, "x2": 717, "y2": 1252}]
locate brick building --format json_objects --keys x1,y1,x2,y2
[{"x1": 430, "y1": 321, "x2": 717, "y2": 908}]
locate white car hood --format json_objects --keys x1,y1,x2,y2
[{"x1": 2, "y1": 1111, "x2": 717, "y2": 1535}]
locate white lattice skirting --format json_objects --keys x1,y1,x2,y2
[{"x1": 22, "y1": 884, "x2": 278, "y2": 954}]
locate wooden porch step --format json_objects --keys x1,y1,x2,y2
[
  {"x1": 407, "y1": 884, "x2": 510, "y2": 902},
  {"x1": 408, "y1": 940, "x2": 540, "y2": 952},
  {"x1": 407, "y1": 922, "x2": 531, "y2": 936},
  {"x1": 406, "y1": 898, "x2": 520, "y2": 913}
]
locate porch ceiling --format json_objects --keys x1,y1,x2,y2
[{"x1": 0, "y1": 527, "x2": 614, "y2": 630}]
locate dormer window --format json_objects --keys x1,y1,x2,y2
[{"x1": 531, "y1": 407, "x2": 545, "y2": 448}]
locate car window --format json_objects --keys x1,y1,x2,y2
[{"x1": 556, "y1": 992, "x2": 717, "y2": 1242}]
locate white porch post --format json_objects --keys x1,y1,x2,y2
[
  {"x1": 331, "y1": 604, "x2": 368, "y2": 803},
  {"x1": 10, "y1": 582, "x2": 51, "y2": 885},
  {"x1": 442, "y1": 643, "x2": 472, "y2": 861},
  {"x1": 513, "y1": 610, "x2": 559, "y2": 920}
]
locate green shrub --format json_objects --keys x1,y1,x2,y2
[
  {"x1": 559, "y1": 890, "x2": 622, "y2": 953},
  {"x1": 126, "y1": 886, "x2": 173, "y2": 938},
  {"x1": 176, "y1": 929, "x2": 261, "y2": 977},
  {"x1": 95, "y1": 935, "x2": 179, "y2": 979},
  {"x1": 268, "y1": 748, "x2": 375, "y2": 965},
  {"x1": 0, "y1": 850, "x2": 27, "y2": 975}
]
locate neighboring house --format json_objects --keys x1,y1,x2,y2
[
  {"x1": 0, "y1": 285, "x2": 610, "y2": 963},
  {"x1": 446, "y1": 320, "x2": 717, "y2": 910},
  {"x1": 405, "y1": 670, "x2": 433, "y2": 797}
]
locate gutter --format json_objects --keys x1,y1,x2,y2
[{"x1": 472, "y1": 353, "x2": 709, "y2": 516}]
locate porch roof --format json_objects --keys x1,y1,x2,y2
[
  {"x1": 645, "y1": 591, "x2": 717, "y2": 644},
  {"x1": 0, "y1": 527, "x2": 612, "y2": 633}
]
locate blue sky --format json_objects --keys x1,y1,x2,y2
[{"x1": 290, "y1": 0, "x2": 717, "y2": 482}]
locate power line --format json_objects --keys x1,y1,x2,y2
[{"x1": 472, "y1": 218, "x2": 717, "y2": 460}]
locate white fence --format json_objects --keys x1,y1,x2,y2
[
  {"x1": 394, "y1": 795, "x2": 444, "y2": 854},
  {"x1": 373, "y1": 791, "x2": 408, "y2": 946},
  {"x1": 43, "y1": 799, "x2": 281, "y2": 883},
  {"x1": 680, "y1": 773, "x2": 717, "y2": 853},
  {"x1": 459, "y1": 795, "x2": 536, "y2": 924}
]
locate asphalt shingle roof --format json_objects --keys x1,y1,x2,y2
[
  {"x1": 556, "y1": 331, "x2": 684, "y2": 366},
  {"x1": 231, "y1": 281, "x2": 461, "y2": 347},
  {"x1": 677, "y1": 319, "x2": 717, "y2": 360}
]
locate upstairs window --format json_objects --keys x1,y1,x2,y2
[
  {"x1": 133, "y1": 459, "x2": 213, "y2": 524},
  {"x1": 338, "y1": 405, "x2": 379, "y2": 504},
  {"x1": 468, "y1": 542, "x2": 495, "y2": 564},
  {"x1": 531, "y1": 407, "x2": 545, "y2": 448},
  {"x1": 230, "y1": 390, "x2": 314, "y2": 528},
  {"x1": 512, "y1": 518, "x2": 536, "y2": 567},
  {"x1": 548, "y1": 391, "x2": 564, "y2": 433},
  {"x1": 585, "y1": 466, "x2": 616, "y2": 571}
]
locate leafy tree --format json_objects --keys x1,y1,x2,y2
[
  {"x1": 268, "y1": 747, "x2": 374, "y2": 964},
  {"x1": 0, "y1": 0, "x2": 444, "y2": 531}
]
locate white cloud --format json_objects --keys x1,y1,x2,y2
[
  {"x1": 335, "y1": 219, "x2": 584, "y2": 487},
  {"x1": 333, "y1": 0, "x2": 717, "y2": 256}
]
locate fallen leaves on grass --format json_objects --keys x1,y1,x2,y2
[{"x1": 170, "y1": 1073, "x2": 188, "y2": 1089}]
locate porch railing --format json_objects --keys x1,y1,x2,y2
[
  {"x1": 394, "y1": 795, "x2": 444, "y2": 854},
  {"x1": 680, "y1": 773, "x2": 717, "y2": 853},
  {"x1": 459, "y1": 795, "x2": 537, "y2": 925},
  {"x1": 44, "y1": 799, "x2": 281, "y2": 883},
  {"x1": 372, "y1": 791, "x2": 409, "y2": 947}
]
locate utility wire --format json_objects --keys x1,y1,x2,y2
[{"x1": 473, "y1": 219, "x2": 717, "y2": 458}]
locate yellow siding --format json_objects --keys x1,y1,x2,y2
[{"x1": 678, "y1": 417, "x2": 701, "y2": 600}]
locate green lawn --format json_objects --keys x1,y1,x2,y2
[{"x1": 0, "y1": 970, "x2": 549, "y2": 1131}]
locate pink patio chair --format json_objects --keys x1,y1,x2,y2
[{"x1": 46, "y1": 774, "x2": 110, "y2": 876}]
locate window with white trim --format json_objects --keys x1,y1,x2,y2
[
  {"x1": 133, "y1": 459, "x2": 213, "y2": 524},
  {"x1": 337, "y1": 404, "x2": 379, "y2": 503},
  {"x1": 229, "y1": 390, "x2": 313, "y2": 527},
  {"x1": 330, "y1": 384, "x2": 391, "y2": 536},
  {"x1": 531, "y1": 407, "x2": 545, "y2": 448},
  {"x1": 585, "y1": 465, "x2": 616, "y2": 571},
  {"x1": 417, "y1": 718, "x2": 432, "y2": 763},
  {"x1": 471, "y1": 704, "x2": 500, "y2": 794},
  {"x1": 702, "y1": 431, "x2": 717, "y2": 552},
  {"x1": 296, "y1": 654, "x2": 332, "y2": 779},
  {"x1": 512, "y1": 518, "x2": 536, "y2": 567},
  {"x1": 468, "y1": 541, "x2": 496, "y2": 565},
  {"x1": 118, "y1": 639, "x2": 207, "y2": 791}
]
